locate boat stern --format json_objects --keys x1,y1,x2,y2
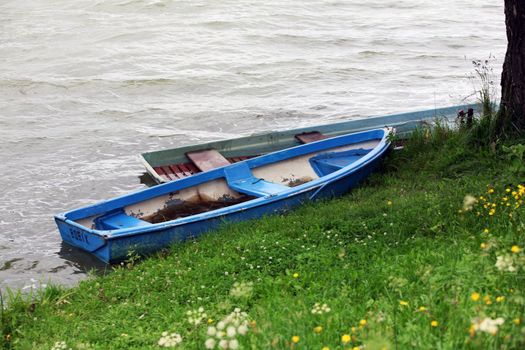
[{"x1": 54, "y1": 215, "x2": 111, "y2": 263}]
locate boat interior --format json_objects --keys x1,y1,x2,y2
[{"x1": 72, "y1": 130, "x2": 385, "y2": 232}]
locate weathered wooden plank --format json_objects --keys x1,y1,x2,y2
[
  {"x1": 186, "y1": 149, "x2": 231, "y2": 172},
  {"x1": 295, "y1": 131, "x2": 328, "y2": 144}
]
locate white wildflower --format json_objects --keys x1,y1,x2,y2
[
  {"x1": 311, "y1": 303, "x2": 331, "y2": 315},
  {"x1": 187, "y1": 307, "x2": 207, "y2": 326},
  {"x1": 219, "y1": 339, "x2": 229, "y2": 349},
  {"x1": 495, "y1": 255, "x2": 517, "y2": 272},
  {"x1": 237, "y1": 324, "x2": 248, "y2": 335},
  {"x1": 226, "y1": 326, "x2": 237, "y2": 338},
  {"x1": 207, "y1": 326, "x2": 217, "y2": 337},
  {"x1": 205, "y1": 338, "x2": 216, "y2": 349},
  {"x1": 229, "y1": 339, "x2": 239, "y2": 349},
  {"x1": 463, "y1": 194, "x2": 477, "y2": 211},
  {"x1": 51, "y1": 341, "x2": 70, "y2": 350},
  {"x1": 471, "y1": 317, "x2": 505, "y2": 335},
  {"x1": 158, "y1": 332, "x2": 182, "y2": 347},
  {"x1": 229, "y1": 281, "x2": 254, "y2": 299},
  {"x1": 204, "y1": 308, "x2": 251, "y2": 349}
]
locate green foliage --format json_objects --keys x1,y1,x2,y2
[
  {"x1": 502, "y1": 144, "x2": 525, "y2": 175},
  {"x1": 2, "y1": 127, "x2": 525, "y2": 349}
]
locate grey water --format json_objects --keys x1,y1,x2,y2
[{"x1": 0, "y1": 0, "x2": 506, "y2": 291}]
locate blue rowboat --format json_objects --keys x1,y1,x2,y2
[
  {"x1": 141, "y1": 104, "x2": 476, "y2": 184},
  {"x1": 55, "y1": 128, "x2": 392, "y2": 263}
]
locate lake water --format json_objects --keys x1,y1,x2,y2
[{"x1": 0, "y1": 0, "x2": 506, "y2": 291}]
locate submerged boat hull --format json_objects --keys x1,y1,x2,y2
[{"x1": 56, "y1": 128, "x2": 390, "y2": 263}]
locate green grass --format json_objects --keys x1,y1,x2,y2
[{"x1": 2, "y1": 124, "x2": 525, "y2": 350}]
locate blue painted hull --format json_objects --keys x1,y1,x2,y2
[{"x1": 55, "y1": 128, "x2": 390, "y2": 263}]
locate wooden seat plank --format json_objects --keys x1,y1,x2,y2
[
  {"x1": 186, "y1": 149, "x2": 231, "y2": 172},
  {"x1": 178, "y1": 163, "x2": 192, "y2": 177},
  {"x1": 154, "y1": 167, "x2": 172, "y2": 181},
  {"x1": 185, "y1": 163, "x2": 199, "y2": 174},
  {"x1": 169, "y1": 165, "x2": 184, "y2": 179},
  {"x1": 161, "y1": 166, "x2": 176, "y2": 181},
  {"x1": 295, "y1": 131, "x2": 328, "y2": 144}
]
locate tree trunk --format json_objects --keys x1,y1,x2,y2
[{"x1": 499, "y1": 0, "x2": 525, "y2": 133}]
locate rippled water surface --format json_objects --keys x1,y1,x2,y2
[{"x1": 0, "y1": 0, "x2": 506, "y2": 290}]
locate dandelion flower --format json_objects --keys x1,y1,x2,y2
[
  {"x1": 387, "y1": 200, "x2": 392, "y2": 206},
  {"x1": 399, "y1": 300, "x2": 409, "y2": 306},
  {"x1": 431, "y1": 320, "x2": 439, "y2": 327},
  {"x1": 513, "y1": 318, "x2": 521, "y2": 325},
  {"x1": 313, "y1": 326, "x2": 323, "y2": 334},
  {"x1": 480, "y1": 243, "x2": 487, "y2": 249},
  {"x1": 341, "y1": 334, "x2": 351, "y2": 344},
  {"x1": 291, "y1": 335, "x2": 300, "y2": 343},
  {"x1": 293, "y1": 273, "x2": 299, "y2": 278},
  {"x1": 496, "y1": 296, "x2": 505, "y2": 303},
  {"x1": 471, "y1": 292, "x2": 480, "y2": 301},
  {"x1": 418, "y1": 306, "x2": 427, "y2": 312},
  {"x1": 359, "y1": 319, "x2": 367, "y2": 327},
  {"x1": 322, "y1": 347, "x2": 330, "y2": 350},
  {"x1": 511, "y1": 245, "x2": 521, "y2": 253},
  {"x1": 483, "y1": 228, "x2": 489, "y2": 234}
]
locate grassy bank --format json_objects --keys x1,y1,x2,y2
[{"x1": 2, "y1": 125, "x2": 525, "y2": 350}]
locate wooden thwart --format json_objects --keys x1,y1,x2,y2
[
  {"x1": 186, "y1": 149, "x2": 231, "y2": 172},
  {"x1": 295, "y1": 131, "x2": 328, "y2": 144}
]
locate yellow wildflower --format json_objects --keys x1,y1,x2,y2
[
  {"x1": 469, "y1": 324, "x2": 476, "y2": 337},
  {"x1": 387, "y1": 200, "x2": 392, "y2": 206},
  {"x1": 471, "y1": 292, "x2": 480, "y2": 301},
  {"x1": 496, "y1": 296, "x2": 504, "y2": 303},
  {"x1": 511, "y1": 245, "x2": 521, "y2": 253},
  {"x1": 399, "y1": 300, "x2": 409, "y2": 306},
  {"x1": 359, "y1": 319, "x2": 367, "y2": 326},
  {"x1": 322, "y1": 347, "x2": 330, "y2": 350},
  {"x1": 484, "y1": 295, "x2": 492, "y2": 305},
  {"x1": 351, "y1": 326, "x2": 357, "y2": 333},
  {"x1": 483, "y1": 228, "x2": 489, "y2": 234},
  {"x1": 313, "y1": 326, "x2": 323, "y2": 334},
  {"x1": 341, "y1": 334, "x2": 351, "y2": 344},
  {"x1": 488, "y1": 188, "x2": 494, "y2": 194},
  {"x1": 431, "y1": 320, "x2": 439, "y2": 327},
  {"x1": 352, "y1": 347, "x2": 360, "y2": 350},
  {"x1": 418, "y1": 306, "x2": 427, "y2": 312},
  {"x1": 293, "y1": 273, "x2": 299, "y2": 278},
  {"x1": 480, "y1": 243, "x2": 487, "y2": 249},
  {"x1": 292, "y1": 335, "x2": 300, "y2": 343},
  {"x1": 506, "y1": 188, "x2": 511, "y2": 193},
  {"x1": 513, "y1": 318, "x2": 521, "y2": 325},
  {"x1": 207, "y1": 318, "x2": 214, "y2": 324}
]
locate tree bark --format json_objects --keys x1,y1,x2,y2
[{"x1": 499, "y1": 0, "x2": 525, "y2": 133}]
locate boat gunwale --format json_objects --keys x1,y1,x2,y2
[{"x1": 55, "y1": 128, "x2": 391, "y2": 239}]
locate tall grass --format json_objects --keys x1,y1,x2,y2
[{"x1": 2, "y1": 126, "x2": 524, "y2": 349}]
